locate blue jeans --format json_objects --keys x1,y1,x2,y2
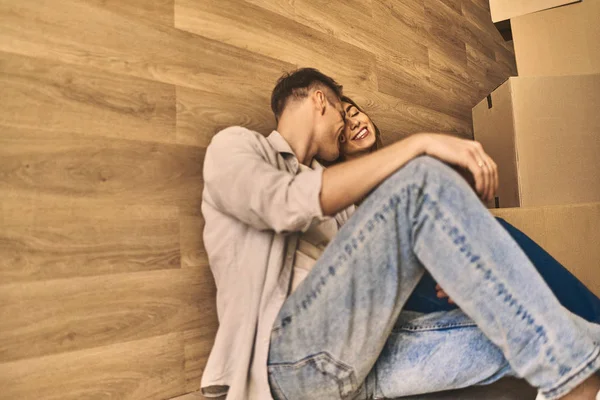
[
  {"x1": 267, "y1": 156, "x2": 600, "y2": 400},
  {"x1": 405, "y1": 218, "x2": 600, "y2": 324}
]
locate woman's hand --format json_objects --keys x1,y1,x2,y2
[
  {"x1": 412, "y1": 133, "x2": 498, "y2": 203},
  {"x1": 435, "y1": 284, "x2": 455, "y2": 304}
]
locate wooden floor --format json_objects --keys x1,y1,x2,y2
[{"x1": 0, "y1": 0, "x2": 515, "y2": 399}]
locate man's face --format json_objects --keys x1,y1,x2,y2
[{"x1": 316, "y1": 95, "x2": 346, "y2": 162}]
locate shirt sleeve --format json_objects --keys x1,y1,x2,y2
[
  {"x1": 203, "y1": 127, "x2": 326, "y2": 234},
  {"x1": 334, "y1": 204, "x2": 357, "y2": 229}
]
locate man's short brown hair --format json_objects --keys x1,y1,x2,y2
[{"x1": 271, "y1": 68, "x2": 343, "y2": 122}]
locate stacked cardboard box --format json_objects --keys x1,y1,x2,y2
[
  {"x1": 472, "y1": 0, "x2": 599, "y2": 294},
  {"x1": 473, "y1": 74, "x2": 600, "y2": 208},
  {"x1": 491, "y1": 0, "x2": 600, "y2": 77},
  {"x1": 491, "y1": 203, "x2": 600, "y2": 297}
]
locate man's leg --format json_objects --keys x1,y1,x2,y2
[
  {"x1": 369, "y1": 307, "x2": 600, "y2": 398},
  {"x1": 404, "y1": 217, "x2": 600, "y2": 323},
  {"x1": 495, "y1": 217, "x2": 600, "y2": 324},
  {"x1": 267, "y1": 156, "x2": 599, "y2": 400}
]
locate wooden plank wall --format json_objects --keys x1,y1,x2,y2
[{"x1": 0, "y1": 0, "x2": 515, "y2": 399}]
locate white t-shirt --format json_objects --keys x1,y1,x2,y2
[{"x1": 290, "y1": 205, "x2": 356, "y2": 293}]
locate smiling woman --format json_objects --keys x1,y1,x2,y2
[{"x1": 338, "y1": 96, "x2": 384, "y2": 161}]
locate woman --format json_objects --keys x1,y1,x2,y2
[{"x1": 335, "y1": 95, "x2": 600, "y2": 322}]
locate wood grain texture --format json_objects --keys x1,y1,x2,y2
[
  {"x1": 89, "y1": 0, "x2": 175, "y2": 26},
  {"x1": 466, "y1": 43, "x2": 512, "y2": 99},
  {"x1": 0, "y1": 0, "x2": 517, "y2": 398},
  {"x1": 439, "y1": 0, "x2": 463, "y2": 15},
  {"x1": 176, "y1": 86, "x2": 275, "y2": 148},
  {"x1": 0, "y1": 194, "x2": 180, "y2": 284},
  {"x1": 0, "y1": 0, "x2": 293, "y2": 97},
  {"x1": 375, "y1": 0, "x2": 513, "y2": 130},
  {"x1": 282, "y1": 0, "x2": 429, "y2": 66},
  {"x1": 428, "y1": 48, "x2": 484, "y2": 118},
  {"x1": 0, "y1": 332, "x2": 186, "y2": 400},
  {"x1": 458, "y1": 0, "x2": 501, "y2": 60},
  {"x1": 244, "y1": 0, "x2": 296, "y2": 21},
  {"x1": 292, "y1": 0, "x2": 375, "y2": 39},
  {"x1": 0, "y1": 268, "x2": 210, "y2": 363},
  {"x1": 174, "y1": 0, "x2": 377, "y2": 90},
  {"x1": 0, "y1": 125, "x2": 204, "y2": 216},
  {"x1": 376, "y1": 0, "x2": 429, "y2": 52},
  {"x1": 425, "y1": 0, "x2": 473, "y2": 58},
  {"x1": 0, "y1": 52, "x2": 177, "y2": 144}
]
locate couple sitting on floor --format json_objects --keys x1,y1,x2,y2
[{"x1": 200, "y1": 68, "x2": 600, "y2": 400}]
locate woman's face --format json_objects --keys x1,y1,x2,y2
[{"x1": 340, "y1": 101, "x2": 377, "y2": 159}]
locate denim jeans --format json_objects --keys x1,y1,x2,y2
[
  {"x1": 405, "y1": 218, "x2": 600, "y2": 324},
  {"x1": 267, "y1": 156, "x2": 600, "y2": 400}
]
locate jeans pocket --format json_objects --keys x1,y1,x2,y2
[{"x1": 268, "y1": 351, "x2": 359, "y2": 400}]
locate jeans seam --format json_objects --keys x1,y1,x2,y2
[
  {"x1": 541, "y1": 346, "x2": 600, "y2": 399},
  {"x1": 394, "y1": 321, "x2": 478, "y2": 332},
  {"x1": 282, "y1": 187, "x2": 408, "y2": 323},
  {"x1": 268, "y1": 369, "x2": 289, "y2": 400},
  {"x1": 414, "y1": 187, "x2": 568, "y2": 373},
  {"x1": 268, "y1": 351, "x2": 359, "y2": 399}
]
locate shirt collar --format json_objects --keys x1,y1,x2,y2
[
  {"x1": 267, "y1": 130, "x2": 295, "y2": 156},
  {"x1": 267, "y1": 130, "x2": 324, "y2": 173}
]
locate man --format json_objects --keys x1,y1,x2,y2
[{"x1": 200, "y1": 68, "x2": 600, "y2": 400}]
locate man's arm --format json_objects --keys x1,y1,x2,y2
[
  {"x1": 203, "y1": 127, "x2": 326, "y2": 234},
  {"x1": 320, "y1": 133, "x2": 498, "y2": 216}
]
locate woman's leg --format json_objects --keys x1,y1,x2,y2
[
  {"x1": 495, "y1": 217, "x2": 600, "y2": 324},
  {"x1": 368, "y1": 303, "x2": 600, "y2": 398},
  {"x1": 404, "y1": 218, "x2": 600, "y2": 324},
  {"x1": 267, "y1": 156, "x2": 599, "y2": 400},
  {"x1": 369, "y1": 309, "x2": 519, "y2": 398},
  {"x1": 403, "y1": 270, "x2": 459, "y2": 313},
  {"x1": 369, "y1": 306, "x2": 600, "y2": 399}
]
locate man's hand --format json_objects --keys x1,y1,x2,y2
[{"x1": 413, "y1": 133, "x2": 498, "y2": 203}]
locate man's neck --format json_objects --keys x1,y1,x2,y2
[{"x1": 276, "y1": 113, "x2": 316, "y2": 166}]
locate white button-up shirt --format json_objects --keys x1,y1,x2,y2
[{"x1": 201, "y1": 126, "x2": 353, "y2": 400}]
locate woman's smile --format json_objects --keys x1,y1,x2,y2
[{"x1": 352, "y1": 127, "x2": 370, "y2": 141}]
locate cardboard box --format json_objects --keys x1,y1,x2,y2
[
  {"x1": 489, "y1": 0, "x2": 580, "y2": 22},
  {"x1": 491, "y1": 202, "x2": 600, "y2": 297},
  {"x1": 472, "y1": 74, "x2": 600, "y2": 208},
  {"x1": 489, "y1": 0, "x2": 600, "y2": 76}
]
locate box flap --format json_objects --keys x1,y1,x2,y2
[
  {"x1": 472, "y1": 78, "x2": 520, "y2": 208},
  {"x1": 489, "y1": 0, "x2": 580, "y2": 22}
]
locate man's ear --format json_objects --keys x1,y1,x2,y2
[{"x1": 313, "y1": 90, "x2": 327, "y2": 116}]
